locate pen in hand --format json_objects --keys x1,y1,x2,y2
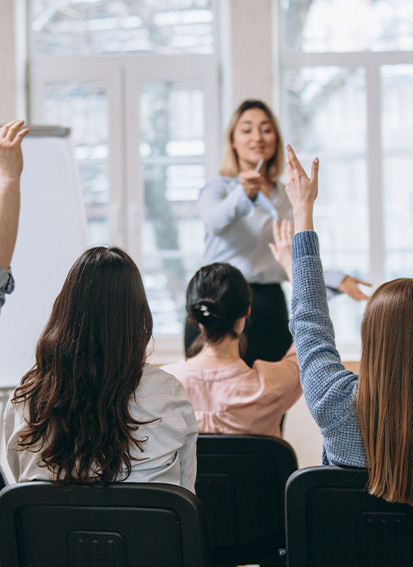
[{"x1": 255, "y1": 159, "x2": 264, "y2": 173}]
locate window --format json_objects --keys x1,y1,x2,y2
[
  {"x1": 278, "y1": 0, "x2": 413, "y2": 354},
  {"x1": 29, "y1": 1, "x2": 220, "y2": 354}
]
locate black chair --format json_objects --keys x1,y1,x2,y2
[
  {"x1": 0, "y1": 466, "x2": 8, "y2": 490},
  {"x1": 285, "y1": 466, "x2": 413, "y2": 567},
  {"x1": 0, "y1": 481, "x2": 211, "y2": 567},
  {"x1": 195, "y1": 434, "x2": 298, "y2": 566}
]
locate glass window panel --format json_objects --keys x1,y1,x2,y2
[
  {"x1": 283, "y1": 0, "x2": 413, "y2": 52},
  {"x1": 44, "y1": 82, "x2": 109, "y2": 245},
  {"x1": 140, "y1": 82, "x2": 204, "y2": 158},
  {"x1": 382, "y1": 65, "x2": 413, "y2": 279},
  {"x1": 31, "y1": 0, "x2": 214, "y2": 56},
  {"x1": 141, "y1": 159, "x2": 205, "y2": 335},
  {"x1": 285, "y1": 66, "x2": 368, "y2": 343},
  {"x1": 139, "y1": 80, "x2": 205, "y2": 334}
]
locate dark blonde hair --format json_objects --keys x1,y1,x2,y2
[
  {"x1": 219, "y1": 99, "x2": 284, "y2": 182},
  {"x1": 13, "y1": 247, "x2": 153, "y2": 486},
  {"x1": 357, "y1": 278, "x2": 413, "y2": 505}
]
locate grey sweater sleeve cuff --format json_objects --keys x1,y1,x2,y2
[{"x1": 292, "y1": 230, "x2": 320, "y2": 260}]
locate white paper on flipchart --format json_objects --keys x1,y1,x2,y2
[{"x1": 0, "y1": 130, "x2": 89, "y2": 387}]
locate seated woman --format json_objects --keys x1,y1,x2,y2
[
  {"x1": 276, "y1": 143, "x2": 413, "y2": 504},
  {"x1": 162, "y1": 257, "x2": 301, "y2": 438},
  {"x1": 5, "y1": 247, "x2": 198, "y2": 491}
]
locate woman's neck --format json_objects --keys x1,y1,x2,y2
[{"x1": 187, "y1": 335, "x2": 241, "y2": 369}]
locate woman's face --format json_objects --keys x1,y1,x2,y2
[{"x1": 232, "y1": 107, "x2": 277, "y2": 172}]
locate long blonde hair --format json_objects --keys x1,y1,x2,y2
[
  {"x1": 219, "y1": 99, "x2": 284, "y2": 182},
  {"x1": 357, "y1": 278, "x2": 413, "y2": 504}
]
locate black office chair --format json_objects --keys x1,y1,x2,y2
[
  {"x1": 0, "y1": 466, "x2": 8, "y2": 490},
  {"x1": 285, "y1": 466, "x2": 413, "y2": 567},
  {"x1": 0, "y1": 481, "x2": 211, "y2": 567},
  {"x1": 195, "y1": 434, "x2": 298, "y2": 566}
]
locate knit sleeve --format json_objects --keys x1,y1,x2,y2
[{"x1": 289, "y1": 231, "x2": 366, "y2": 467}]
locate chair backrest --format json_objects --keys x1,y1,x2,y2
[
  {"x1": 0, "y1": 466, "x2": 8, "y2": 491},
  {"x1": 285, "y1": 466, "x2": 413, "y2": 567},
  {"x1": 195, "y1": 434, "x2": 298, "y2": 565},
  {"x1": 0, "y1": 481, "x2": 210, "y2": 567}
]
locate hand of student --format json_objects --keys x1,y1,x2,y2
[
  {"x1": 339, "y1": 275, "x2": 371, "y2": 301},
  {"x1": 239, "y1": 170, "x2": 266, "y2": 199},
  {"x1": 268, "y1": 219, "x2": 293, "y2": 283},
  {"x1": 285, "y1": 143, "x2": 319, "y2": 232},
  {"x1": 0, "y1": 120, "x2": 29, "y2": 186}
]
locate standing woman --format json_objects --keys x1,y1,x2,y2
[{"x1": 189, "y1": 99, "x2": 368, "y2": 366}]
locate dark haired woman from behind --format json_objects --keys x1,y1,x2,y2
[
  {"x1": 162, "y1": 240, "x2": 301, "y2": 437},
  {"x1": 4, "y1": 247, "x2": 198, "y2": 490},
  {"x1": 188, "y1": 98, "x2": 370, "y2": 367},
  {"x1": 279, "y1": 144, "x2": 413, "y2": 505}
]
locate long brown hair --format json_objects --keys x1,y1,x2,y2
[
  {"x1": 357, "y1": 278, "x2": 413, "y2": 504},
  {"x1": 219, "y1": 99, "x2": 284, "y2": 182},
  {"x1": 12, "y1": 246, "x2": 153, "y2": 485}
]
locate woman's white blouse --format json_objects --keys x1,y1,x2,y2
[{"x1": 4, "y1": 364, "x2": 199, "y2": 492}]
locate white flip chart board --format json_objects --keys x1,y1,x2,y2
[{"x1": 0, "y1": 127, "x2": 89, "y2": 387}]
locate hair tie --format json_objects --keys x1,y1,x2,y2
[{"x1": 200, "y1": 305, "x2": 210, "y2": 317}]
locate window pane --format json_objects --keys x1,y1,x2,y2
[
  {"x1": 140, "y1": 82, "x2": 204, "y2": 158},
  {"x1": 283, "y1": 0, "x2": 413, "y2": 52},
  {"x1": 382, "y1": 65, "x2": 413, "y2": 280},
  {"x1": 140, "y1": 82, "x2": 205, "y2": 335},
  {"x1": 31, "y1": 0, "x2": 214, "y2": 55},
  {"x1": 285, "y1": 66, "x2": 368, "y2": 342},
  {"x1": 44, "y1": 82, "x2": 109, "y2": 245}
]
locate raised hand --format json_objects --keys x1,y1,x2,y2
[
  {"x1": 268, "y1": 219, "x2": 293, "y2": 283},
  {"x1": 0, "y1": 120, "x2": 29, "y2": 184},
  {"x1": 339, "y1": 275, "x2": 371, "y2": 301},
  {"x1": 0, "y1": 120, "x2": 30, "y2": 268},
  {"x1": 285, "y1": 143, "x2": 319, "y2": 233}
]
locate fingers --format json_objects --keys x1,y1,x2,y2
[
  {"x1": 15, "y1": 128, "x2": 30, "y2": 143},
  {"x1": 311, "y1": 157, "x2": 319, "y2": 183},
  {"x1": 272, "y1": 220, "x2": 281, "y2": 243},
  {"x1": 285, "y1": 143, "x2": 320, "y2": 183},
  {"x1": 357, "y1": 290, "x2": 370, "y2": 301},
  {"x1": 0, "y1": 120, "x2": 28, "y2": 142},
  {"x1": 280, "y1": 219, "x2": 293, "y2": 244},
  {"x1": 355, "y1": 278, "x2": 372, "y2": 287},
  {"x1": 268, "y1": 242, "x2": 277, "y2": 257},
  {"x1": 285, "y1": 143, "x2": 305, "y2": 176}
]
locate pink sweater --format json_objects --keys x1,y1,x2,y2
[{"x1": 162, "y1": 346, "x2": 301, "y2": 438}]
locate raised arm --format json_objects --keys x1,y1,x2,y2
[
  {"x1": 285, "y1": 146, "x2": 363, "y2": 458},
  {"x1": 0, "y1": 120, "x2": 29, "y2": 269}
]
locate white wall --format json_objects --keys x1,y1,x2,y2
[
  {"x1": 229, "y1": 0, "x2": 274, "y2": 108},
  {"x1": 0, "y1": 0, "x2": 17, "y2": 123}
]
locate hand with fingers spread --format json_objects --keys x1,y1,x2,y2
[
  {"x1": 339, "y1": 275, "x2": 371, "y2": 301},
  {"x1": 0, "y1": 120, "x2": 30, "y2": 269},
  {"x1": 269, "y1": 220, "x2": 293, "y2": 283},
  {"x1": 285, "y1": 143, "x2": 319, "y2": 233},
  {"x1": 0, "y1": 120, "x2": 30, "y2": 186}
]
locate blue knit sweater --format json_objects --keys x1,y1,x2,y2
[{"x1": 289, "y1": 230, "x2": 367, "y2": 467}]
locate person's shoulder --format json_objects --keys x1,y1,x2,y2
[
  {"x1": 139, "y1": 363, "x2": 187, "y2": 398},
  {"x1": 161, "y1": 359, "x2": 188, "y2": 375}
]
